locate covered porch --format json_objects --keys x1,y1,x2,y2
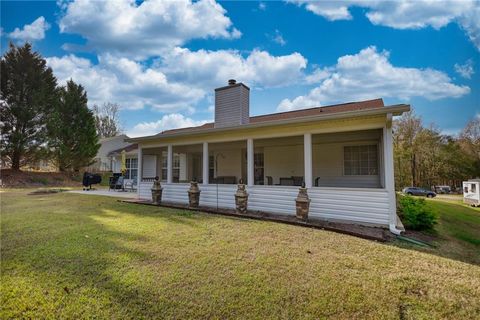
[{"x1": 136, "y1": 125, "x2": 395, "y2": 227}]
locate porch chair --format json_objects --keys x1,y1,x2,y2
[
  {"x1": 109, "y1": 175, "x2": 125, "y2": 191},
  {"x1": 124, "y1": 179, "x2": 137, "y2": 192}
]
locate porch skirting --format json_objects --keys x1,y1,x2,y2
[{"x1": 138, "y1": 182, "x2": 390, "y2": 226}]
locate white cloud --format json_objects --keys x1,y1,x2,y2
[
  {"x1": 9, "y1": 16, "x2": 50, "y2": 42},
  {"x1": 160, "y1": 47, "x2": 307, "y2": 89},
  {"x1": 258, "y1": 2, "x2": 267, "y2": 11},
  {"x1": 59, "y1": 0, "x2": 241, "y2": 59},
  {"x1": 46, "y1": 54, "x2": 204, "y2": 112},
  {"x1": 290, "y1": 0, "x2": 480, "y2": 50},
  {"x1": 278, "y1": 46, "x2": 470, "y2": 111},
  {"x1": 269, "y1": 29, "x2": 286, "y2": 46},
  {"x1": 290, "y1": 0, "x2": 358, "y2": 20},
  {"x1": 304, "y1": 67, "x2": 330, "y2": 84},
  {"x1": 45, "y1": 46, "x2": 307, "y2": 114},
  {"x1": 127, "y1": 113, "x2": 210, "y2": 137},
  {"x1": 454, "y1": 59, "x2": 475, "y2": 79}
]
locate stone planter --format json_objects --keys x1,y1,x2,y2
[
  {"x1": 235, "y1": 179, "x2": 248, "y2": 214},
  {"x1": 188, "y1": 181, "x2": 201, "y2": 208},
  {"x1": 151, "y1": 176, "x2": 163, "y2": 205},
  {"x1": 295, "y1": 183, "x2": 310, "y2": 221}
]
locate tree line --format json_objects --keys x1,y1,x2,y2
[
  {"x1": 394, "y1": 112, "x2": 480, "y2": 190},
  {"x1": 1, "y1": 43, "x2": 121, "y2": 171}
]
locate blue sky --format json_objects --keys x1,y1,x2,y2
[{"x1": 1, "y1": 0, "x2": 479, "y2": 137}]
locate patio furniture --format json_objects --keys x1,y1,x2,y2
[
  {"x1": 278, "y1": 177, "x2": 294, "y2": 186},
  {"x1": 292, "y1": 176, "x2": 304, "y2": 186},
  {"x1": 109, "y1": 174, "x2": 125, "y2": 191},
  {"x1": 124, "y1": 179, "x2": 137, "y2": 192},
  {"x1": 266, "y1": 176, "x2": 273, "y2": 185},
  {"x1": 212, "y1": 176, "x2": 237, "y2": 184},
  {"x1": 315, "y1": 177, "x2": 321, "y2": 187}
]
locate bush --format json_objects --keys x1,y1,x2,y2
[{"x1": 398, "y1": 195, "x2": 437, "y2": 231}]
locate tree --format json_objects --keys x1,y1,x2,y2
[
  {"x1": 48, "y1": 80, "x2": 100, "y2": 171},
  {"x1": 393, "y1": 112, "x2": 423, "y2": 187},
  {"x1": 93, "y1": 102, "x2": 122, "y2": 138},
  {"x1": 459, "y1": 117, "x2": 480, "y2": 176},
  {"x1": 0, "y1": 43, "x2": 58, "y2": 170}
]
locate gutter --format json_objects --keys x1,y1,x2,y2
[{"x1": 126, "y1": 104, "x2": 410, "y2": 143}]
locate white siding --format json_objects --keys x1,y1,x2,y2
[
  {"x1": 214, "y1": 84, "x2": 249, "y2": 128},
  {"x1": 138, "y1": 183, "x2": 390, "y2": 226}
]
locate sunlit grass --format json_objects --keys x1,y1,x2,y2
[{"x1": 1, "y1": 189, "x2": 479, "y2": 319}]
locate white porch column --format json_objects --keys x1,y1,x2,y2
[
  {"x1": 304, "y1": 133, "x2": 312, "y2": 188},
  {"x1": 167, "y1": 144, "x2": 173, "y2": 184},
  {"x1": 384, "y1": 113, "x2": 400, "y2": 233},
  {"x1": 202, "y1": 142, "x2": 209, "y2": 185},
  {"x1": 247, "y1": 138, "x2": 254, "y2": 186},
  {"x1": 137, "y1": 146, "x2": 142, "y2": 197}
]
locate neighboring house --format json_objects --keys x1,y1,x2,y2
[
  {"x1": 127, "y1": 80, "x2": 410, "y2": 233},
  {"x1": 90, "y1": 134, "x2": 133, "y2": 172},
  {"x1": 107, "y1": 143, "x2": 139, "y2": 185}
]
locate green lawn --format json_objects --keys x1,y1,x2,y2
[
  {"x1": 424, "y1": 196, "x2": 480, "y2": 263},
  {"x1": 1, "y1": 190, "x2": 479, "y2": 319}
]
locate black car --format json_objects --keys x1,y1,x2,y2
[{"x1": 402, "y1": 187, "x2": 436, "y2": 198}]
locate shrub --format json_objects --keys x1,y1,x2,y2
[{"x1": 398, "y1": 195, "x2": 437, "y2": 230}]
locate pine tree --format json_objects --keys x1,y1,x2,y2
[
  {"x1": 48, "y1": 80, "x2": 100, "y2": 171},
  {"x1": 0, "y1": 43, "x2": 58, "y2": 170}
]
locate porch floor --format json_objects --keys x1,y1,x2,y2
[{"x1": 121, "y1": 199, "x2": 392, "y2": 242}]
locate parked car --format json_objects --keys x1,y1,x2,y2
[
  {"x1": 402, "y1": 187, "x2": 436, "y2": 198},
  {"x1": 434, "y1": 185, "x2": 451, "y2": 194}
]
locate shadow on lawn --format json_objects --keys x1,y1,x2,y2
[{"x1": 1, "y1": 195, "x2": 218, "y2": 318}]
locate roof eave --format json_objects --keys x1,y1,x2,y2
[{"x1": 126, "y1": 104, "x2": 410, "y2": 143}]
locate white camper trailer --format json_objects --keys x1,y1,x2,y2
[{"x1": 463, "y1": 179, "x2": 480, "y2": 206}]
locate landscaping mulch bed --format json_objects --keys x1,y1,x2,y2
[{"x1": 122, "y1": 199, "x2": 392, "y2": 242}]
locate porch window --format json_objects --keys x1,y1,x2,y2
[
  {"x1": 209, "y1": 155, "x2": 214, "y2": 181},
  {"x1": 162, "y1": 152, "x2": 180, "y2": 182},
  {"x1": 344, "y1": 145, "x2": 378, "y2": 176},
  {"x1": 472, "y1": 184, "x2": 476, "y2": 193},
  {"x1": 172, "y1": 154, "x2": 180, "y2": 182},
  {"x1": 161, "y1": 155, "x2": 167, "y2": 180},
  {"x1": 254, "y1": 153, "x2": 264, "y2": 185},
  {"x1": 125, "y1": 158, "x2": 138, "y2": 180}
]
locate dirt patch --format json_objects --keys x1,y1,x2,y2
[
  {"x1": 1, "y1": 169, "x2": 81, "y2": 188},
  {"x1": 402, "y1": 230, "x2": 438, "y2": 245},
  {"x1": 27, "y1": 189, "x2": 69, "y2": 195}
]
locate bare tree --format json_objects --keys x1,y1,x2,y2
[{"x1": 93, "y1": 102, "x2": 122, "y2": 138}]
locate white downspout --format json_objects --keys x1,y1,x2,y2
[{"x1": 384, "y1": 113, "x2": 403, "y2": 235}]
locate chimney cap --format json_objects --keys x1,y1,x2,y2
[{"x1": 228, "y1": 79, "x2": 236, "y2": 85}]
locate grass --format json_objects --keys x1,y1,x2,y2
[
  {"x1": 420, "y1": 196, "x2": 480, "y2": 263},
  {"x1": 1, "y1": 189, "x2": 480, "y2": 319}
]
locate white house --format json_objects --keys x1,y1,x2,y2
[
  {"x1": 127, "y1": 80, "x2": 410, "y2": 234},
  {"x1": 90, "y1": 134, "x2": 137, "y2": 172}
]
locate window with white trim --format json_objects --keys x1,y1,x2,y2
[
  {"x1": 161, "y1": 153, "x2": 180, "y2": 181},
  {"x1": 344, "y1": 145, "x2": 378, "y2": 175},
  {"x1": 125, "y1": 158, "x2": 138, "y2": 180}
]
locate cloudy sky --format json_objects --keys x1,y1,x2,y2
[{"x1": 1, "y1": 0, "x2": 479, "y2": 137}]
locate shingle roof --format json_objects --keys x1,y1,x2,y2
[
  {"x1": 159, "y1": 98, "x2": 384, "y2": 136},
  {"x1": 107, "y1": 143, "x2": 138, "y2": 156}
]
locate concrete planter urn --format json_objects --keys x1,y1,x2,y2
[
  {"x1": 151, "y1": 176, "x2": 163, "y2": 205},
  {"x1": 295, "y1": 182, "x2": 310, "y2": 221},
  {"x1": 188, "y1": 180, "x2": 201, "y2": 208},
  {"x1": 235, "y1": 179, "x2": 249, "y2": 214}
]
